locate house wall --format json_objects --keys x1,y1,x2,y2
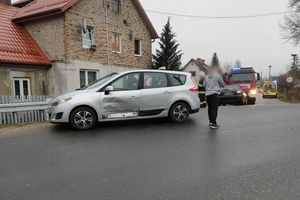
[
  {"x1": 21, "y1": 0, "x2": 154, "y2": 96},
  {"x1": 183, "y1": 63, "x2": 207, "y2": 84},
  {"x1": 24, "y1": 15, "x2": 65, "y2": 61},
  {"x1": 64, "y1": 0, "x2": 152, "y2": 68},
  {"x1": 0, "y1": 66, "x2": 48, "y2": 96},
  {"x1": 47, "y1": 61, "x2": 136, "y2": 96}
]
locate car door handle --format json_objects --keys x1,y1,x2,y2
[
  {"x1": 130, "y1": 96, "x2": 138, "y2": 99},
  {"x1": 164, "y1": 90, "x2": 171, "y2": 94}
]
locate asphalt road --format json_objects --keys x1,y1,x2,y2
[{"x1": 1, "y1": 97, "x2": 300, "y2": 200}]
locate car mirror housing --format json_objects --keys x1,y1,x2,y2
[{"x1": 104, "y1": 85, "x2": 114, "y2": 95}]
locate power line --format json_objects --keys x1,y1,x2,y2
[{"x1": 145, "y1": 10, "x2": 294, "y2": 19}]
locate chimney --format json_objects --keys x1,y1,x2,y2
[
  {"x1": 197, "y1": 58, "x2": 206, "y2": 65},
  {"x1": 0, "y1": 0, "x2": 11, "y2": 5}
]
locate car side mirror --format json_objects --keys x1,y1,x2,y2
[
  {"x1": 256, "y1": 73, "x2": 261, "y2": 81},
  {"x1": 104, "y1": 85, "x2": 114, "y2": 95},
  {"x1": 223, "y1": 74, "x2": 229, "y2": 84}
]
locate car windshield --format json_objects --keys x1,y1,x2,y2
[
  {"x1": 83, "y1": 73, "x2": 119, "y2": 90},
  {"x1": 231, "y1": 73, "x2": 254, "y2": 83},
  {"x1": 222, "y1": 85, "x2": 240, "y2": 91}
]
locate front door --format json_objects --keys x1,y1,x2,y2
[
  {"x1": 101, "y1": 72, "x2": 141, "y2": 119},
  {"x1": 13, "y1": 78, "x2": 31, "y2": 100}
]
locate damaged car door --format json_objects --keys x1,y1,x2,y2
[{"x1": 100, "y1": 72, "x2": 141, "y2": 120}]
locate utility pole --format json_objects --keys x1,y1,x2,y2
[
  {"x1": 268, "y1": 65, "x2": 272, "y2": 81},
  {"x1": 291, "y1": 54, "x2": 298, "y2": 77}
]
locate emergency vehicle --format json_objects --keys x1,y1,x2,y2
[
  {"x1": 224, "y1": 67, "x2": 261, "y2": 104},
  {"x1": 263, "y1": 81, "x2": 278, "y2": 98}
]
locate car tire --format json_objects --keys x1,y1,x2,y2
[
  {"x1": 70, "y1": 107, "x2": 97, "y2": 130},
  {"x1": 169, "y1": 102, "x2": 190, "y2": 123}
]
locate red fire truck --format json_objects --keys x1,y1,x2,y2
[{"x1": 224, "y1": 67, "x2": 261, "y2": 104}]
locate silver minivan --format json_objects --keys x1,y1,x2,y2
[{"x1": 48, "y1": 70, "x2": 200, "y2": 130}]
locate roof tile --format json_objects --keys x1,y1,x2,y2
[{"x1": 0, "y1": 3, "x2": 51, "y2": 66}]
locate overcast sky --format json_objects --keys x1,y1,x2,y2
[{"x1": 141, "y1": 0, "x2": 299, "y2": 78}]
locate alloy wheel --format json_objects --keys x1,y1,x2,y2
[
  {"x1": 173, "y1": 104, "x2": 188, "y2": 121},
  {"x1": 73, "y1": 110, "x2": 94, "y2": 128}
]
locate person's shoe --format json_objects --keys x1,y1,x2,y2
[
  {"x1": 209, "y1": 123, "x2": 213, "y2": 126},
  {"x1": 210, "y1": 124, "x2": 220, "y2": 129}
]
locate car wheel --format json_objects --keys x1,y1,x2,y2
[
  {"x1": 170, "y1": 102, "x2": 190, "y2": 123},
  {"x1": 70, "y1": 107, "x2": 97, "y2": 130}
]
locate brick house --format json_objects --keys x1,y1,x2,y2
[
  {"x1": 0, "y1": 1, "x2": 51, "y2": 99},
  {"x1": 0, "y1": 0, "x2": 158, "y2": 97},
  {"x1": 182, "y1": 58, "x2": 208, "y2": 84}
]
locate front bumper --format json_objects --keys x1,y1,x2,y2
[
  {"x1": 48, "y1": 103, "x2": 72, "y2": 123},
  {"x1": 219, "y1": 95, "x2": 243, "y2": 103}
]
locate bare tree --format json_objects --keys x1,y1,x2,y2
[
  {"x1": 282, "y1": 0, "x2": 300, "y2": 45},
  {"x1": 235, "y1": 60, "x2": 242, "y2": 68}
]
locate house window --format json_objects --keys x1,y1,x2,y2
[
  {"x1": 111, "y1": 0, "x2": 120, "y2": 13},
  {"x1": 112, "y1": 33, "x2": 121, "y2": 53},
  {"x1": 13, "y1": 78, "x2": 31, "y2": 100},
  {"x1": 80, "y1": 70, "x2": 97, "y2": 88},
  {"x1": 134, "y1": 39, "x2": 142, "y2": 56},
  {"x1": 189, "y1": 71, "x2": 196, "y2": 76},
  {"x1": 82, "y1": 27, "x2": 95, "y2": 49}
]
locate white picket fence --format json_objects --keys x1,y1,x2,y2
[{"x1": 0, "y1": 96, "x2": 50, "y2": 125}]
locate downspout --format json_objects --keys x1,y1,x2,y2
[{"x1": 105, "y1": 1, "x2": 110, "y2": 67}]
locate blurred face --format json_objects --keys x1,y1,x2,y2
[{"x1": 211, "y1": 66, "x2": 219, "y2": 73}]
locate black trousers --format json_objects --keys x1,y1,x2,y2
[
  {"x1": 206, "y1": 94, "x2": 219, "y2": 124},
  {"x1": 199, "y1": 94, "x2": 206, "y2": 108}
]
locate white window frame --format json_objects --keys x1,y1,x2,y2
[
  {"x1": 112, "y1": 33, "x2": 122, "y2": 53},
  {"x1": 80, "y1": 70, "x2": 98, "y2": 87},
  {"x1": 82, "y1": 27, "x2": 95, "y2": 49},
  {"x1": 134, "y1": 39, "x2": 142, "y2": 56},
  {"x1": 13, "y1": 78, "x2": 31, "y2": 100}
]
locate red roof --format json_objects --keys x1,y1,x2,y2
[
  {"x1": 0, "y1": 4, "x2": 51, "y2": 66},
  {"x1": 13, "y1": 0, "x2": 158, "y2": 39}
]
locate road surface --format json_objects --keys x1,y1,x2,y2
[{"x1": 0, "y1": 97, "x2": 299, "y2": 200}]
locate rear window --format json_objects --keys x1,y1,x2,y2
[{"x1": 168, "y1": 74, "x2": 186, "y2": 86}]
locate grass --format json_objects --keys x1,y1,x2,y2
[{"x1": 278, "y1": 92, "x2": 300, "y2": 104}]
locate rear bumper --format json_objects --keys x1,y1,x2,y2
[
  {"x1": 263, "y1": 92, "x2": 277, "y2": 96},
  {"x1": 190, "y1": 108, "x2": 200, "y2": 114}
]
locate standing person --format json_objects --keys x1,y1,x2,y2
[
  {"x1": 198, "y1": 76, "x2": 207, "y2": 108},
  {"x1": 203, "y1": 66, "x2": 225, "y2": 129}
]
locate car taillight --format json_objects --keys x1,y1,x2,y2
[
  {"x1": 237, "y1": 90, "x2": 242, "y2": 94},
  {"x1": 189, "y1": 76, "x2": 198, "y2": 92}
]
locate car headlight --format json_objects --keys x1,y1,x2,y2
[
  {"x1": 51, "y1": 96, "x2": 72, "y2": 106},
  {"x1": 249, "y1": 90, "x2": 257, "y2": 96}
]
